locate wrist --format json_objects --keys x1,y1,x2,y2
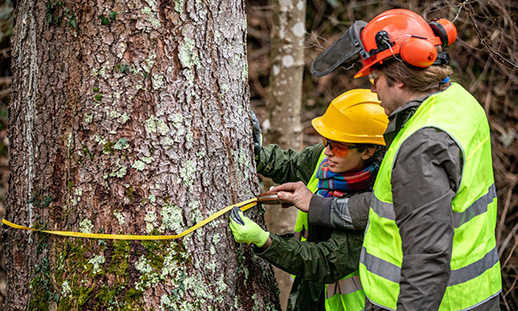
[
  {"x1": 254, "y1": 231, "x2": 270, "y2": 248},
  {"x1": 259, "y1": 236, "x2": 272, "y2": 250}
]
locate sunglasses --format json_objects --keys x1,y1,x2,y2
[{"x1": 322, "y1": 137, "x2": 359, "y2": 157}]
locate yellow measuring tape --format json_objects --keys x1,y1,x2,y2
[{"x1": 1, "y1": 197, "x2": 258, "y2": 240}]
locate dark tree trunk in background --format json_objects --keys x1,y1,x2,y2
[{"x1": 6, "y1": 0, "x2": 279, "y2": 310}]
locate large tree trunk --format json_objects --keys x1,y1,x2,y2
[
  {"x1": 6, "y1": 0, "x2": 279, "y2": 310},
  {"x1": 263, "y1": 0, "x2": 306, "y2": 310}
]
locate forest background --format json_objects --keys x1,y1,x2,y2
[{"x1": 0, "y1": 0, "x2": 516, "y2": 310}]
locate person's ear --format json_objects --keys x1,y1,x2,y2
[
  {"x1": 361, "y1": 147, "x2": 376, "y2": 160},
  {"x1": 395, "y1": 79, "x2": 405, "y2": 89}
]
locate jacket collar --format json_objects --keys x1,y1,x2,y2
[{"x1": 383, "y1": 95, "x2": 430, "y2": 147}]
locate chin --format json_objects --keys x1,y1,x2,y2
[{"x1": 329, "y1": 167, "x2": 342, "y2": 174}]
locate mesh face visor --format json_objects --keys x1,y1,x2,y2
[{"x1": 310, "y1": 20, "x2": 368, "y2": 77}]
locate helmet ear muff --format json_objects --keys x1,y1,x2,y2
[
  {"x1": 429, "y1": 18, "x2": 457, "y2": 47},
  {"x1": 399, "y1": 37, "x2": 438, "y2": 68}
]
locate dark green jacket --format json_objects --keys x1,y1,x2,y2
[
  {"x1": 255, "y1": 144, "x2": 364, "y2": 311},
  {"x1": 257, "y1": 143, "x2": 325, "y2": 185}
]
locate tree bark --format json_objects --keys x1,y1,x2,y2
[
  {"x1": 265, "y1": 0, "x2": 305, "y2": 148},
  {"x1": 263, "y1": 1, "x2": 306, "y2": 310},
  {"x1": 6, "y1": 0, "x2": 279, "y2": 310}
]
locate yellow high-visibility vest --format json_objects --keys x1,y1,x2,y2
[
  {"x1": 294, "y1": 150, "x2": 366, "y2": 311},
  {"x1": 360, "y1": 83, "x2": 501, "y2": 310}
]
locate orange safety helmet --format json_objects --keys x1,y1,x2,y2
[
  {"x1": 354, "y1": 9, "x2": 457, "y2": 78},
  {"x1": 310, "y1": 9, "x2": 457, "y2": 78},
  {"x1": 311, "y1": 89, "x2": 388, "y2": 146}
]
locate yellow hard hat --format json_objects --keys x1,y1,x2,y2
[{"x1": 311, "y1": 89, "x2": 388, "y2": 146}]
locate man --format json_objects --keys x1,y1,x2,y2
[{"x1": 274, "y1": 9, "x2": 501, "y2": 311}]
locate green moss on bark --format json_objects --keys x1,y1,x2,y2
[{"x1": 28, "y1": 236, "x2": 191, "y2": 310}]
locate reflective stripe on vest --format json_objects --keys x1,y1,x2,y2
[
  {"x1": 360, "y1": 244, "x2": 499, "y2": 287},
  {"x1": 326, "y1": 273, "x2": 362, "y2": 298},
  {"x1": 325, "y1": 271, "x2": 366, "y2": 311},
  {"x1": 370, "y1": 184, "x2": 497, "y2": 229},
  {"x1": 360, "y1": 83, "x2": 501, "y2": 310}
]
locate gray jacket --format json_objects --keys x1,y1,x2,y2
[{"x1": 308, "y1": 97, "x2": 500, "y2": 310}]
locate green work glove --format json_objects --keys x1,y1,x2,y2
[{"x1": 229, "y1": 207, "x2": 269, "y2": 247}]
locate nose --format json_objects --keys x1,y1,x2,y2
[{"x1": 324, "y1": 144, "x2": 333, "y2": 156}]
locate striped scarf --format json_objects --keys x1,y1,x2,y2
[{"x1": 316, "y1": 158, "x2": 378, "y2": 198}]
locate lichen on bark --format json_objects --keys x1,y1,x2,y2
[{"x1": 9, "y1": 0, "x2": 280, "y2": 310}]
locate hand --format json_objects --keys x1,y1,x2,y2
[
  {"x1": 229, "y1": 207, "x2": 270, "y2": 247},
  {"x1": 251, "y1": 111, "x2": 262, "y2": 158},
  {"x1": 269, "y1": 181, "x2": 313, "y2": 212}
]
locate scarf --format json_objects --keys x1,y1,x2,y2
[{"x1": 316, "y1": 158, "x2": 378, "y2": 198}]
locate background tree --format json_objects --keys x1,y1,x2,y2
[{"x1": 4, "y1": 0, "x2": 279, "y2": 310}]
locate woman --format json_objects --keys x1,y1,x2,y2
[{"x1": 229, "y1": 89, "x2": 388, "y2": 311}]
